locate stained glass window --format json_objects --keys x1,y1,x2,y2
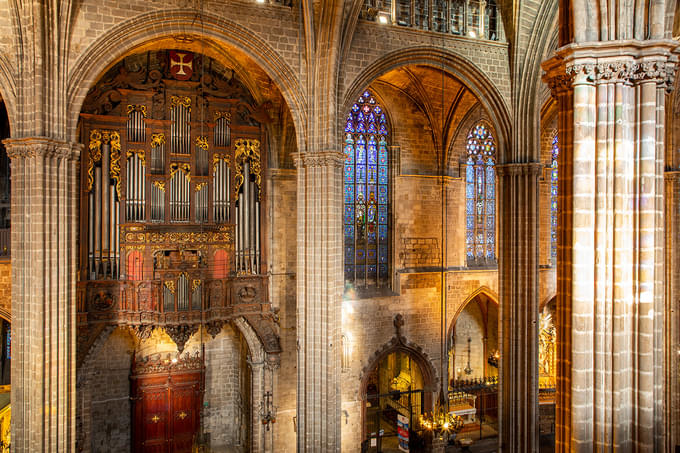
[
  {"x1": 344, "y1": 90, "x2": 389, "y2": 288},
  {"x1": 465, "y1": 122, "x2": 496, "y2": 264},
  {"x1": 550, "y1": 132, "x2": 559, "y2": 261}
]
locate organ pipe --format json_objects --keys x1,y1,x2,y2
[
  {"x1": 126, "y1": 105, "x2": 146, "y2": 143},
  {"x1": 126, "y1": 152, "x2": 146, "y2": 222},
  {"x1": 178, "y1": 274, "x2": 189, "y2": 311},
  {"x1": 102, "y1": 143, "x2": 110, "y2": 268}
]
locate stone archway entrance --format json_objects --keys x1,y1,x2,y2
[{"x1": 361, "y1": 317, "x2": 436, "y2": 453}]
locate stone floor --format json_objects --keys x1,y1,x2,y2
[{"x1": 444, "y1": 434, "x2": 556, "y2": 453}]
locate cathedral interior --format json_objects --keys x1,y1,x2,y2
[{"x1": 0, "y1": 0, "x2": 678, "y2": 452}]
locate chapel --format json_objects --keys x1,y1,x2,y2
[{"x1": 0, "y1": 0, "x2": 677, "y2": 452}]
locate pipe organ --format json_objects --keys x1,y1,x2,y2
[{"x1": 77, "y1": 50, "x2": 273, "y2": 341}]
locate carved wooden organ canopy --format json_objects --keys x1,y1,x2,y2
[{"x1": 77, "y1": 50, "x2": 278, "y2": 354}]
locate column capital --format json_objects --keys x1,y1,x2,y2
[
  {"x1": 3, "y1": 137, "x2": 82, "y2": 161},
  {"x1": 292, "y1": 150, "x2": 345, "y2": 169},
  {"x1": 496, "y1": 162, "x2": 542, "y2": 177},
  {"x1": 542, "y1": 39, "x2": 679, "y2": 93}
]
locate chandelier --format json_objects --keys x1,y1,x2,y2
[{"x1": 420, "y1": 391, "x2": 464, "y2": 439}]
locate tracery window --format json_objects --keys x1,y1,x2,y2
[
  {"x1": 465, "y1": 122, "x2": 496, "y2": 265},
  {"x1": 344, "y1": 90, "x2": 389, "y2": 288},
  {"x1": 550, "y1": 131, "x2": 559, "y2": 261},
  {"x1": 362, "y1": 0, "x2": 502, "y2": 40}
]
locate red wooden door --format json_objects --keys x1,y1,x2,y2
[{"x1": 132, "y1": 368, "x2": 203, "y2": 453}]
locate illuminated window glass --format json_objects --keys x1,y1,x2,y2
[
  {"x1": 550, "y1": 132, "x2": 559, "y2": 261},
  {"x1": 344, "y1": 90, "x2": 389, "y2": 288},
  {"x1": 465, "y1": 122, "x2": 496, "y2": 264}
]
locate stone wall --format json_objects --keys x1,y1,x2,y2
[
  {"x1": 77, "y1": 328, "x2": 135, "y2": 453},
  {"x1": 204, "y1": 325, "x2": 248, "y2": 450}
]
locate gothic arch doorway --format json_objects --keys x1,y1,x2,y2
[
  {"x1": 448, "y1": 290, "x2": 499, "y2": 383},
  {"x1": 446, "y1": 290, "x2": 499, "y2": 438},
  {"x1": 361, "y1": 343, "x2": 435, "y2": 452}
]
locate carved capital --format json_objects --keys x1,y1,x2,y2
[
  {"x1": 292, "y1": 151, "x2": 345, "y2": 169},
  {"x1": 3, "y1": 137, "x2": 81, "y2": 161},
  {"x1": 542, "y1": 41, "x2": 679, "y2": 94}
]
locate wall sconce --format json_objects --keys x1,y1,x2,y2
[{"x1": 259, "y1": 391, "x2": 277, "y2": 431}]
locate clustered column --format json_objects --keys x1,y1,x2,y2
[
  {"x1": 4, "y1": 137, "x2": 80, "y2": 452},
  {"x1": 293, "y1": 151, "x2": 344, "y2": 452},
  {"x1": 497, "y1": 162, "x2": 541, "y2": 452},
  {"x1": 544, "y1": 42, "x2": 677, "y2": 451}
]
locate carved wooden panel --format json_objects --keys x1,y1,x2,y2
[{"x1": 131, "y1": 366, "x2": 202, "y2": 453}]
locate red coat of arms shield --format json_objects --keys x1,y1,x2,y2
[{"x1": 169, "y1": 51, "x2": 193, "y2": 81}]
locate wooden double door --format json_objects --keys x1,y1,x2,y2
[{"x1": 131, "y1": 370, "x2": 203, "y2": 453}]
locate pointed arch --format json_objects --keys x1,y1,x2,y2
[
  {"x1": 465, "y1": 120, "x2": 497, "y2": 264},
  {"x1": 343, "y1": 88, "x2": 391, "y2": 288},
  {"x1": 66, "y1": 10, "x2": 306, "y2": 152}
]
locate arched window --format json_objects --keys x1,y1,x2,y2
[
  {"x1": 344, "y1": 90, "x2": 389, "y2": 288},
  {"x1": 550, "y1": 131, "x2": 559, "y2": 261},
  {"x1": 465, "y1": 122, "x2": 496, "y2": 265}
]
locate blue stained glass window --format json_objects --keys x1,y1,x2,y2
[
  {"x1": 550, "y1": 132, "x2": 559, "y2": 261},
  {"x1": 465, "y1": 122, "x2": 497, "y2": 264},
  {"x1": 5, "y1": 324, "x2": 9, "y2": 360},
  {"x1": 344, "y1": 89, "x2": 389, "y2": 287}
]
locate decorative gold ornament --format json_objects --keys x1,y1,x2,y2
[
  {"x1": 214, "y1": 111, "x2": 231, "y2": 122},
  {"x1": 87, "y1": 129, "x2": 102, "y2": 192},
  {"x1": 126, "y1": 104, "x2": 147, "y2": 117},
  {"x1": 126, "y1": 149, "x2": 146, "y2": 166},
  {"x1": 194, "y1": 182, "x2": 207, "y2": 192},
  {"x1": 152, "y1": 181, "x2": 166, "y2": 191},
  {"x1": 108, "y1": 132, "x2": 122, "y2": 199},
  {"x1": 191, "y1": 279, "x2": 201, "y2": 293},
  {"x1": 170, "y1": 95, "x2": 192, "y2": 111},
  {"x1": 195, "y1": 136, "x2": 209, "y2": 150},
  {"x1": 234, "y1": 138, "x2": 261, "y2": 199},
  {"x1": 170, "y1": 162, "x2": 191, "y2": 181},
  {"x1": 151, "y1": 133, "x2": 166, "y2": 148},
  {"x1": 212, "y1": 153, "x2": 231, "y2": 173},
  {"x1": 164, "y1": 280, "x2": 176, "y2": 294}
]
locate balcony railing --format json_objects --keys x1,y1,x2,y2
[{"x1": 362, "y1": 0, "x2": 504, "y2": 41}]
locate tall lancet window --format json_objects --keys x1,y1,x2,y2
[
  {"x1": 343, "y1": 90, "x2": 389, "y2": 289},
  {"x1": 465, "y1": 122, "x2": 496, "y2": 265},
  {"x1": 550, "y1": 131, "x2": 559, "y2": 262}
]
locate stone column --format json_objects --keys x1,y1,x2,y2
[
  {"x1": 543, "y1": 41, "x2": 677, "y2": 451},
  {"x1": 497, "y1": 162, "x2": 541, "y2": 452},
  {"x1": 664, "y1": 170, "x2": 680, "y2": 450},
  {"x1": 4, "y1": 137, "x2": 80, "y2": 452},
  {"x1": 293, "y1": 151, "x2": 343, "y2": 452}
]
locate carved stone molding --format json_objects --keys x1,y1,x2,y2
[
  {"x1": 292, "y1": 151, "x2": 345, "y2": 169},
  {"x1": 3, "y1": 137, "x2": 82, "y2": 161},
  {"x1": 543, "y1": 42, "x2": 679, "y2": 95},
  {"x1": 244, "y1": 314, "x2": 281, "y2": 354},
  {"x1": 132, "y1": 350, "x2": 203, "y2": 375},
  {"x1": 130, "y1": 324, "x2": 155, "y2": 340},
  {"x1": 205, "y1": 320, "x2": 224, "y2": 338},
  {"x1": 496, "y1": 162, "x2": 543, "y2": 177},
  {"x1": 358, "y1": 314, "x2": 438, "y2": 392},
  {"x1": 165, "y1": 324, "x2": 199, "y2": 353}
]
